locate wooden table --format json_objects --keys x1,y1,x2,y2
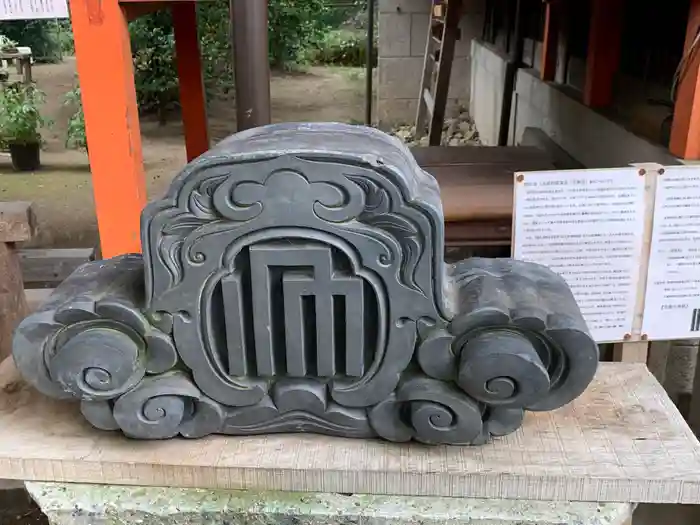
[
  {"x1": 0, "y1": 48, "x2": 33, "y2": 84},
  {"x1": 0, "y1": 360, "x2": 698, "y2": 504}
]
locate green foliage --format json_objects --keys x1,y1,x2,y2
[
  {"x1": 308, "y1": 29, "x2": 375, "y2": 67},
  {"x1": 268, "y1": 0, "x2": 332, "y2": 68},
  {"x1": 320, "y1": 0, "x2": 367, "y2": 28},
  {"x1": 130, "y1": 11, "x2": 178, "y2": 121},
  {"x1": 196, "y1": 0, "x2": 234, "y2": 97},
  {"x1": 64, "y1": 85, "x2": 87, "y2": 151},
  {"x1": 54, "y1": 20, "x2": 75, "y2": 56},
  {"x1": 0, "y1": 83, "x2": 48, "y2": 145},
  {"x1": 0, "y1": 21, "x2": 62, "y2": 62},
  {"x1": 126, "y1": 0, "x2": 370, "y2": 116},
  {"x1": 128, "y1": 1, "x2": 234, "y2": 121}
]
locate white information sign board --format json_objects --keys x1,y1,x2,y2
[
  {"x1": 642, "y1": 166, "x2": 700, "y2": 340},
  {"x1": 0, "y1": 0, "x2": 68, "y2": 20},
  {"x1": 513, "y1": 168, "x2": 647, "y2": 343}
]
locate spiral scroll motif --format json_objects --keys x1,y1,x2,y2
[
  {"x1": 457, "y1": 330, "x2": 551, "y2": 408},
  {"x1": 369, "y1": 375, "x2": 484, "y2": 445},
  {"x1": 113, "y1": 372, "x2": 221, "y2": 439},
  {"x1": 12, "y1": 256, "x2": 179, "y2": 404},
  {"x1": 411, "y1": 257, "x2": 599, "y2": 442}
]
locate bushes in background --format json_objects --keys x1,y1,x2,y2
[
  {"x1": 129, "y1": 11, "x2": 179, "y2": 122},
  {"x1": 0, "y1": 20, "x2": 64, "y2": 62},
  {"x1": 268, "y1": 0, "x2": 331, "y2": 68},
  {"x1": 46, "y1": 0, "x2": 372, "y2": 122},
  {"x1": 308, "y1": 29, "x2": 376, "y2": 67}
]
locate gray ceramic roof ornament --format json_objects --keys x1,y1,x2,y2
[{"x1": 13, "y1": 123, "x2": 599, "y2": 444}]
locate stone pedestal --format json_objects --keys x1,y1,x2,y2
[{"x1": 26, "y1": 483, "x2": 634, "y2": 525}]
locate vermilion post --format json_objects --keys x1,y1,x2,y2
[
  {"x1": 670, "y1": 0, "x2": 700, "y2": 159},
  {"x1": 540, "y1": 0, "x2": 559, "y2": 82},
  {"x1": 69, "y1": 0, "x2": 146, "y2": 256},
  {"x1": 173, "y1": 1, "x2": 210, "y2": 161},
  {"x1": 583, "y1": 0, "x2": 623, "y2": 108}
]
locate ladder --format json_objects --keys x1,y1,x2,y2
[{"x1": 415, "y1": 0, "x2": 464, "y2": 145}]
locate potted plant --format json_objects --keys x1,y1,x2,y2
[
  {"x1": 0, "y1": 82, "x2": 47, "y2": 171},
  {"x1": 64, "y1": 85, "x2": 87, "y2": 153}
]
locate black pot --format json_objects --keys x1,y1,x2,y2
[{"x1": 9, "y1": 142, "x2": 41, "y2": 172}]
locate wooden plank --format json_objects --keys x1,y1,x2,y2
[
  {"x1": 444, "y1": 219, "x2": 511, "y2": 245},
  {"x1": 670, "y1": 0, "x2": 700, "y2": 159},
  {"x1": 0, "y1": 245, "x2": 27, "y2": 363},
  {"x1": 19, "y1": 249, "x2": 93, "y2": 288},
  {"x1": 612, "y1": 342, "x2": 649, "y2": 363},
  {"x1": 411, "y1": 145, "x2": 553, "y2": 167},
  {"x1": 583, "y1": 0, "x2": 624, "y2": 108},
  {"x1": 413, "y1": 145, "x2": 555, "y2": 225},
  {"x1": 0, "y1": 202, "x2": 35, "y2": 243},
  {"x1": 24, "y1": 288, "x2": 54, "y2": 313},
  {"x1": 433, "y1": 168, "x2": 514, "y2": 222},
  {"x1": 0, "y1": 360, "x2": 699, "y2": 502}
]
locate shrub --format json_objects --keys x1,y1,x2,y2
[
  {"x1": 130, "y1": 11, "x2": 179, "y2": 122},
  {"x1": 0, "y1": 20, "x2": 62, "y2": 62},
  {"x1": 64, "y1": 85, "x2": 87, "y2": 151},
  {"x1": 268, "y1": 0, "x2": 332, "y2": 68},
  {"x1": 196, "y1": 0, "x2": 234, "y2": 97},
  {"x1": 309, "y1": 29, "x2": 376, "y2": 67},
  {"x1": 0, "y1": 82, "x2": 48, "y2": 146},
  {"x1": 128, "y1": 1, "x2": 234, "y2": 120}
]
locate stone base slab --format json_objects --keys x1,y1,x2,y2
[{"x1": 26, "y1": 482, "x2": 633, "y2": 525}]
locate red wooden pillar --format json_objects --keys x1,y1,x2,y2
[
  {"x1": 540, "y1": 0, "x2": 559, "y2": 82},
  {"x1": 583, "y1": 0, "x2": 624, "y2": 108},
  {"x1": 69, "y1": 0, "x2": 146, "y2": 257},
  {"x1": 173, "y1": 1, "x2": 210, "y2": 161},
  {"x1": 670, "y1": 0, "x2": 700, "y2": 159}
]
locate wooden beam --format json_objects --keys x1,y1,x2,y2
[
  {"x1": 670, "y1": 0, "x2": 700, "y2": 159},
  {"x1": 612, "y1": 342, "x2": 648, "y2": 364},
  {"x1": 0, "y1": 243, "x2": 27, "y2": 363},
  {"x1": 0, "y1": 201, "x2": 35, "y2": 243},
  {"x1": 1, "y1": 361, "x2": 699, "y2": 503},
  {"x1": 540, "y1": 0, "x2": 559, "y2": 82},
  {"x1": 24, "y1": 288, "x2": 55, "y2": 313},
  {"x1": 69, "y1": 0, "x2": 146, "y2": 257},
  {"x1": 122, "y1": 2, "x2": 163, "y2": 21},
  {"x1": 173, "y1": 1, "x2": 210, "y2": 161},
  {"x1": 19, "y1": 249, "x2": 93, "y2": 288},
  {"x1": 0, "y1": 202, "x2": 32, "y2": 362},
  {"x1": 583, "y1": 0, "x2": 623, "y2": 108}
]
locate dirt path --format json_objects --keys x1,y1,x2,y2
[{"x1": 0, "y1": 59, "x2": 366, "y2": 248}]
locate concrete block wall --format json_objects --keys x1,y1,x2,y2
[
  {"x1": 377, "y1": 0, "x2": 484, "y2": 126},
  {"x1": 468, "y1": 40, "x2": 678, "y2": 166},
  {"x1": 511, "y1": 67, "x2": 679, "y2": 168},
  {"x1": 468, "y1": 41, "x2": 507, "y2": 145}
]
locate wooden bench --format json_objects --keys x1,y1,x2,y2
[{"x1": 0, "y1": 201, "x2": 34, "y2": 361}]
